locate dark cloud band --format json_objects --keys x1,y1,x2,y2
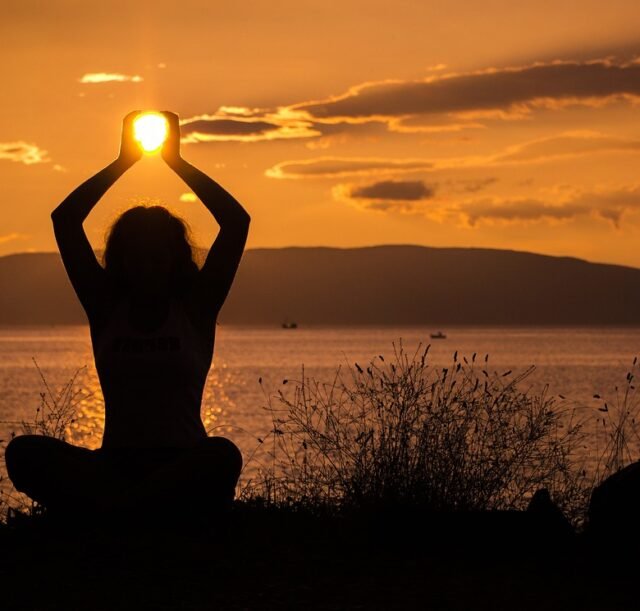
[
  {"x1": 183, "y1": 58, "x2": 640, "y2": 146},
  {"x1": 349, "y1": 180, "x2": 434, "y2": 201},
  {"x1": 348, "y1": 186, "x2": 640, "y2": 227},
  {"x1": 182, "y1": 118, "x2": 281, "y2": 136},
  {"x1": 294, "y1": 60, "x2": 640, "y2": 121}
]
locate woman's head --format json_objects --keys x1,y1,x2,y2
[{"x1": 103, "y1": 205, "x2": 198, "y2": 298}]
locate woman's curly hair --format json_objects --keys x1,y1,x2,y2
[{"x1": 103, "y1": 205, "x2": 199, "y2": 295}]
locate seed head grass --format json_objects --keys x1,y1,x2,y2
[
  {"x1": 240, "y1": 341, "x2": 640, "y2": 529},
  {"x1": 0, "y1": 359, "x2": 89, "y2": 522}
]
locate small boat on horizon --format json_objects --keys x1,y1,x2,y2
[
  {"x1": 282, "y1": 321, "x2": 298, "y2": 329},
  {"x1": 430, "y1": 331, "x2": 447, "y2": 339}
]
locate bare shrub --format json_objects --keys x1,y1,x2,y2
[
  {"x1": 0, "y1": 360, "x2": 89, "y2": 521},
  {"x1": 243, "y1": 341, "x2": 588, "y2": 519}
]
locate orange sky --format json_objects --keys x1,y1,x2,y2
[{"x1": 3, "y1": 0, "x2": 640, "y2": 267}]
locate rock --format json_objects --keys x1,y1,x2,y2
[{"x1": 587, "y1": 461, "x2": 640, "y2": 544}]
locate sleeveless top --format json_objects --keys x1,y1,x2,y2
[{"x1": 92, "y1": 297, "x2": 211, "y2": 449}]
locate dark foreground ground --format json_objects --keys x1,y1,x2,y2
[{"x1": 0, "y1": 504, "x2": 637, "y2": 611}]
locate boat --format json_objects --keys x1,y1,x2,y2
[
  {"x1": 282, "y1": 322, "x2": 298, "y2": 329},
  {"x1": 430, "y1": 331, "x2": 446, "y2": 339}
]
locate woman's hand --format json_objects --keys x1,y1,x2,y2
[
  {"x1": 160, "y1": 110, "x2": 182, "y2": 166},
  {"x1": 116, "y1": 110, "x2": 143, "y2": 167}
]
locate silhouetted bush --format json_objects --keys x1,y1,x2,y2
[
  {"x1": 241, "y1": 342, "x2": 610, "y2": 524},
  {"x1": 0, "y1": 360, "x2": 87, "y2": 522}
]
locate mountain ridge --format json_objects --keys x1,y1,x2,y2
[{"x1": 1, "y1": 246, "x2": 639, "y2": 326}]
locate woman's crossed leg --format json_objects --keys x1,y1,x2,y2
[{"x1": 4, "y1": 434, "x2": 243, "y2": 523}]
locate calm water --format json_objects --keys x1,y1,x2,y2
[{"x1": 0, "y1": 325, "x2": 638, "y2": 468}]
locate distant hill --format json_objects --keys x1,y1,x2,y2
[{"x1": 1, "y1": 246, "x2": 639, "y2": 326}]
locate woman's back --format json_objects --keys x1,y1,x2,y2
[{"x1": 93, "y1": 297, "x2": 212, "y2": 449}]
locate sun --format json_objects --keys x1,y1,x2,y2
[{"x1": 133, "y1": 112, "x2": 168, "y2": 153}]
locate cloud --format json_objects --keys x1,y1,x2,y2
[
  {"x1": 0, "y1": 142, "x2": 49, "y2": 164},
  {"x1": 179, "y1": 105, "x2": 361, "y2": 145},
  {"x1": 185, "y1": 119, "x2": 280, "y2": 137},
  {"x1": 266, "y1": 131, "x2": 640, "y2": 178},
  {"x1": 355, "y1": 200, "x2": 421, "y2": 213},
  {"x1": 78, "y1": 73, "x2": 143, "y2": 83},
  {"x1": 496, "y1": 131, "x2": 640, "y2": 163},
  {"x1": 180, "y1": 108, "x2": 319, "y2": 143},
  {"x1": 460, "y1": 198, "x2": 590, "y2": 226},
  {"x1": 349, "y1": 180, "x2": 434, "y2": 201},
  {"x1": 292, "y1": 59, "x2": 640, "y2": 123},
  {"x1": 335, "y1": 178, "x2": 498, "y2": 214},
  {"x1": 181, "y1": 57, "x2": 640, "y2": 146},
  {"x1": 266, "y1": 157, "x2": 435, "y2": 179},
  {"x1": 442, "y1": 177, "x2": 499, "y2": 193},
  {"x1": 0, "y1": 233, "x2": 29, "y2": 245},
  {"x1": 396, "y1": 185, "x2": 640, "y2": 227},
  {"x1": 387, "y1": 116, "x2": 486, "y2": 134},
  {"x1": 334, "y1": 179, "x2": 436, "y2": 213}
]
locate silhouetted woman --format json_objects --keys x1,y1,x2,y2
[{"x1": 4, "y1": 110, "x2": 250, "y2": 523}]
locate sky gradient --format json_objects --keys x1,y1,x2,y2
[{"x1": 3, "y1": 0, "x2": 640, "y2": 267}]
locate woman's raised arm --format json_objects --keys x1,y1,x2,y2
[
  {"x1": 160, "y1": 111, "x2": 250, "y2": 317},
  {"x1": 51, "y1": 111, "x2": 142, "y2": 320}
]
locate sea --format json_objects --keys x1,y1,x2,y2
[{"x1": 0, "y1": 325, "x2": 639, "y2": 490}]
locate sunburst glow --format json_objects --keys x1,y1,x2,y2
[{"x1": 133, "y1": 112, "x2": 168, "y2": 153}]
